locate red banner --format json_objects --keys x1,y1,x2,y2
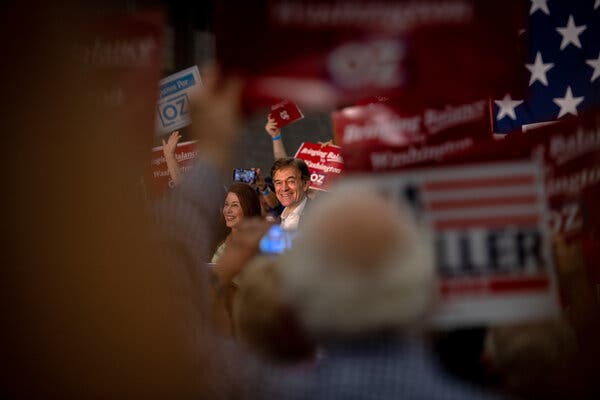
[
  {"x1": 78, "y1": 12, "x2": 164, "y2": 152},
  {"x1": 145, "y1": 141, "x2": 198, "y2": 198},
  {"x1": 216, "y1": 0, "x2": 526, "y2": 110},
  {"x1": 332, "y1": 99, "x2": 491, "y2": 172},
  {"x1": 469, "y1": 113, "x2": 600, "y2": 240},
  {"x1": 294, "y1": 142, "x2": 344, "y2": 191}
]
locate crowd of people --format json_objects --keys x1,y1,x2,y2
[
  {"x1": 5, "y1": 4, "x2": 600, "y2": 399},
  {"x1": 149, "y1": 66, "x2": 600, "y2": 399}
]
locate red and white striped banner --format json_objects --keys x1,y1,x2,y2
[{"x1": 337, "y1": 159, "x2": 560, "y2": 328}]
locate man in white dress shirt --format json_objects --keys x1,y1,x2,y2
[{"x1": 270, "y1": 157, "x2": 311, "y2": 231}]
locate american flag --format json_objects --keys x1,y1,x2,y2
[{"x1": 493, "y1": 0, "x2": 600, "y2": 133}]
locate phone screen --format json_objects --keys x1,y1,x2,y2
[
  {"x1": 233, "y1": 168, "x2": 257, "y2": 184},
  {"x1": 259, "y1": 224, "x2": 297, "y2": 254}
]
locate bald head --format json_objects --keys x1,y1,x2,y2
[
  {"x1": 280, "y1": 184, "x2": 436, "y2": 336},
  {"x1": 314, "y1": 189, "x2": 415, "y2": 273}
]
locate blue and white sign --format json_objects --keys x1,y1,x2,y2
[{"x1": 155, "y1": 65, "x2": 201, "y2": 134}]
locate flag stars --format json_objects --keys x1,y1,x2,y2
[
  {"x1": 553, "y1": 86, "x2": 584, "y2": 118},
  {"x1": 586, "y1": 52, "x2": 600, "y2": 82},
  {"x1": 556, "y1": 15, "x2": 586, "y2": 50},
  {"x1": 495, "y1": 94, "x2": 523, "y2": 121},
  {"x1": 526, "y1": 52, "x2": 554, "y2": 86},
  {"x1": 530, "y1": 0, "x2": 550, "y2": 15}
]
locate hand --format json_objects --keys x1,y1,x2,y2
[
  {"x1": 318, "y1": 140, "x2": 333, "y2": 148},
  {"x1": 553, "y1": 234, "x2": 584, "y2": 279},
  {"x1": 265, "y1": 116, "x2": 281, "y2": 138},
  {"x1": 253, "y1": 168, "x2": 266, "y2": 191},
  {"x1": 162, "y1": 131, "x2": 181, "y2": 157},
  {"x1": 216, "y1": 218, "x2": 272, "y2": 282}
]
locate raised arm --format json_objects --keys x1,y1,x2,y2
[
  {"x1": 253, "y1": 167, "x2": 280, "y2": 210},
  {"x1": 162, "y1": 131, "x2": 183, "y2": 186},
  {"x1": 265, "y1": 116, "x2": 288, "y2": 160}
]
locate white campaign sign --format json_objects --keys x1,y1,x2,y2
[
  {"x1": 155, "y1": 66, "x2": 201, "y2": 134},
  {"x1": 335, "y1": 159, "x2": 561, "y2": 328}
]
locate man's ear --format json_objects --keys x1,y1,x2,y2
[{"x1": 302, "y1": 179, "x2": 310, "y2": 192}]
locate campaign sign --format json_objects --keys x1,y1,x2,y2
[
  {"x1": 529, "y1": 115, "x2": 600, "y2": 240},
  {"x1": 332, "y1": 99, "x2": 491, "y2": 172},
  {"x1": 77, "y1": 11, "x2": 164, "y2": 151},
  {"x1": 461, "y1": 111, "x2": 600, "y2": 239},
  {"x1": 215, "y1": 0, "x2": 525, "y2": 110},
  {"x1": 336, "y1": 159, "x2": 560, "y2": 328},
  {"x1": 269, "y1": 99, "x2": 304, "y2": 128},
  {"x1": 294, "y1": 142, "x2": 344, "y2": 191},
  {"x1": 155, "y1": 66, "x2": 201, "y2": 134},
  {"x1": 145, "y1": 140, "x2": 198, "y2": 197}
]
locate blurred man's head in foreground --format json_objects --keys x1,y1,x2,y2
[{"x1": 280, "y1": 184, "x2": 436, "y2": 337}]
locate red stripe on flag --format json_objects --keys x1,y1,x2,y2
[
  {"x1": 488, "y1": 276, "x2": 550, "y2": 292},
  {"x1": 441, "y1": 275, "x2": 550, "y2": 296},
  {"x1": 434, "y1": 215, "x2": 539, "y2": 229},
  {"x1": 424, "y1": 175, "x2": 535, "y2": 191},
  {"x1": 427, "y1": 195, "x2": 538, "y2": 211},
  {"x1": 440, "y1": 279, "x2": 487, "y2": 296}
]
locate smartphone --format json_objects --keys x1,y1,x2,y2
[
  {"x1": 233, "y1": 168, "x2": 257, "y2": 184},
  {"x1": 259, "y1": 224, "x2": 297, "y2": 254}
]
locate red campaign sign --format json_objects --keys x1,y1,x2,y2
[
  {"x1": 541, "y1": 123, "x2": 600, "y2": 240},
  {"x1": 145, "y1": 141, "x2": 198, "y2": 198},
  {"x1": 216, "y1": 0, "x2": 526, "y2": 110},
  {"x1": 294, "y1": 142, "x2": 344, "y2": 191},
  {"x1": 79, "y1": 12, "x2": 165, "y2": 152},
  {"x1": 512, "y1": 114, "x2": 600, "y2": 304},
  {"x1": 470, "y1": 113, "x2": 600, "y2": 240},
  {"x1": 269, "y1": 99, "x2": 304, "y2": 128},
  {"x1": 332, "y1": 99, "x2": 491, "y2": 172}
]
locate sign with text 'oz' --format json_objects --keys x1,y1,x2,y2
[
  {"x1": 269, "y1": 99, "x2": 304, "y2": 128},
  {"x1": 338, "y1": 159, "x2": 560, "y2": 328},
  {"x1": 155, "y1": 66, "x2": 201, "y2": 134},
  {"x1": 294, "y1": 142, "x2": 344, "y2": 191}
]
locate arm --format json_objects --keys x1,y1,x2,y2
[
  {"x1": 265, "y1": 116, "x2": 288, "y2": 160},
  {"x1": 211, "y1": 218, "x2": 272, "y2": 287},
  {"x1": 162, "y1": 131, "x2": 183, "y2": 186},
  {"x1": 208, "y1": 218, "x2": 272, "y2": 336},
  {"x1": 253, "y1": 168, "x2": 280, "y2": 210}
]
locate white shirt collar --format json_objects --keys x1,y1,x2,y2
[{"x1": 280, "y1": 196, "x2": 308, "y2": 231}]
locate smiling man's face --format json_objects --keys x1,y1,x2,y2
[{"x1": 273, "y1": 166, "x2": 308, "y2": 210}]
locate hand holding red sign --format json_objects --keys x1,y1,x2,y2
[
  {"x1": 268, "y1": 99, "x2": 304, "y2": 129},
  {"x1": 265, "y1": 116, "x2": 281, "y2": 138}
]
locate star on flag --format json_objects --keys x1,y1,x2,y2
[
  {"x1": 586, "y1": 53, "x2": 600, "y2": 82},
  {"x1": 493, "y1": 1, "x2": 600, "y2": 133},
  {"x1": 556, "y1": 15, "x2": 586, "y2": 50},
  {"x1": 530, "y1": 0, "x2": 550, "y2": 15},
  {"x1": 495, "y1": 94, "x2": 523, "y2": 121},
  {"x1": 553, "y1": 86, "x2": 584, "y2": 118},
  {"x1": 526, "y1": 52, "x2": 553, "y2": 86}
]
